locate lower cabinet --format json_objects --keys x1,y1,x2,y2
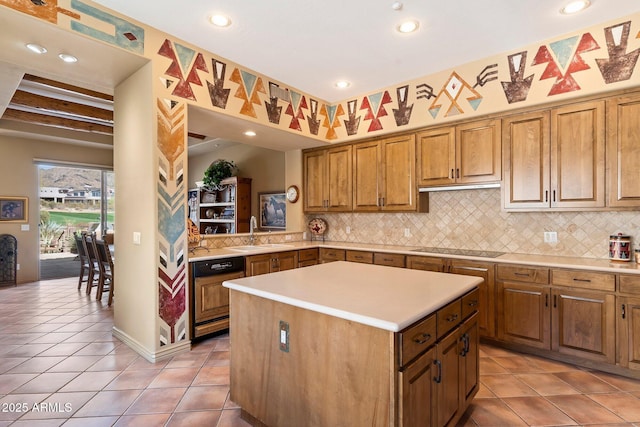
[
  {"x1": 619, "y1": 296, "x2": 640, "y2": 370},
  {"x1": 191, "y1": 270, "x2": 244, "y2": 338},
  {"x1": 297, "y1": 248, "x2": 318, "y2": 268},
  {"x1": 398, "y1": 294, "x2": 479, "y2": 427},
  {"x1": 319, "y1": 247, "x2": 346, "y2": 263},
  {"x1": 245, "y1": 251, "x2": 298, "y2": 276},
  {"x1": 497, "y1": 265, "x2": 616, "y2": 365}
]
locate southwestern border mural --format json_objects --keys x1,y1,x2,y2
[{"x1": 1, "y1": 0, "x2": 639, "y2": 348}]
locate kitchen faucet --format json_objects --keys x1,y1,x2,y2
[{"x1": 249, "y1": 215, "x2": 257, "y2": 245}]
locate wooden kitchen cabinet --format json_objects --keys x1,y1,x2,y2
[
  {"x1": 397, "y1": 291, "x2": 479, "y2": 427},
  {"x1": 297, "y1": 248, "x2": 318, "y2": 268},
  {"x1": 319, "y1": 247, "x2": 346, "y2": 263},
  {"x1": 191, "y1": 270, "x2": 244, "y2": 338},
  {"x1": 303, "y1": 144, "x2": 352, "y2": 212},
  {"x1": 346, "y1": 249, "x2": 373, "y2": 264},
  {"x1": 617, "y1": 275, "x2": 640, "y2": 370},
  {"x1": 408, "y1": 255, "x2": 495, "y2": 338},
  {"x1": 607, "y1": 93, "x2": 640, "y2": 207},
  {"x1": 417, "y1": 118, "x2": 501, "y2": 187},
  {"x1": 353, "y1": 134, "x2": 420, "y2": 211},
  {"x1": 503, "y1": 100, "x2": 605, "y2": 210},
  {"x1": 244, "y1": 251, "x2": 298, "y2": 277},
  {"x1": 496, "y1": 265, "x2": 551, "y2": 349}
]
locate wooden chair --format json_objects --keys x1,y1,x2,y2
[
  {"x1": 83, "y1": 233, "x2": 101, "y2": 296},
  {"x1": 74, "y1": 232, "x2": 91, "y2": 291},
  {"x1": 94, "y1": 239, "x2": 114, "y2": 306}
]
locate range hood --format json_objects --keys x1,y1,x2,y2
[{"x1": 418, "y1": 182, "x2": 501, "y2": 192}]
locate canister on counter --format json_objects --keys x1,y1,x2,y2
[{"x1": 609, "y1": 233, "x2": 632, "y2": 262}]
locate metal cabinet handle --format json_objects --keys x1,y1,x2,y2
[
  {"x1": 467, "y1": 300, "x2": 478, "y2": 307},
  {"x1": 445, "y1": 314, "x2": 459, "y2": 322},
  {"x1": 553, "y1": 294, "x2": 557, "y2": 308},
  {"x1": 451, "y1": 169, "x2": 455, "y2": 179},
  {"x1": 573, "y1": 278, "x2": 592, "y2": 283},
  {"x1": 514, "y1": 272, "x2": 530, "y2": 277},
  {"x1": 456, "y1": 168, "x2": 460, "y2": 179},
  {"x1": 545, "y1": 294, "x2": 549, "y2": 307},
  {"x1": 412, "y1": 332, "x2": 431, "y2": 345},
  {"x1": 553, "y1": 190, "x2": 556, "y2": 202},
  {"x1": 433, "y1": 360, "x2": 442, "y2": 384},
  {"x1": 545, "y1": 190, "x2": 549, "y2": 203},
  {"x1": 622, "y1": 304, "x2": 626, "y2": 319},
  {"x1": 459, "y1": 333, "x2": 470, "y2": 356}
]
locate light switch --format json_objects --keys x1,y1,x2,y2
[
  {"x1": 133, "y1": 231, "x2": 141, "y2": 245},
  {"x1": 21, "y1": 224, "x2": 29, "y2": 231},
  {"x1": 279, "y1": 320, "x2": 289, "y2": 352}
]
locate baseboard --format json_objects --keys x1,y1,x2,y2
[{"x1": 112, "y1": 326, "x2": 191, "y2": 362}]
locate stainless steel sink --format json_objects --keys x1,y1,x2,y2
[
  {"x1": 257, "y1": 243, "x2": 293, "y2": 248},
  {"x1": 226, "y1": 245, "x2": 259, "y2": 252}
]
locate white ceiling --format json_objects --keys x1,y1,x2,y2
[
  {"x1": 1, "y1": 1, "x2": 639, "y2": 152},
  {"x1": 93, "y1": 0, "x2": 640, "y2": 102}
]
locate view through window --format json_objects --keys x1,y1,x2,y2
[{"x1": 39, "y1": 165, "x2": 114, "y2": 278}]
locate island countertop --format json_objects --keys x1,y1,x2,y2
[{"x1": 223, "y1": 261, "x2": 482, "y2": 332}]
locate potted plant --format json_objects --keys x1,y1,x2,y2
[{"x1": 203, "y1": 159, "x2": 238, "y2": 190}]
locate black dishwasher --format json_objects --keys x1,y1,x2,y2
[{"x1": 191, "y1": 257, "x2": 245, "y2": 339}]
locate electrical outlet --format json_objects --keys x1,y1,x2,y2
[
  {"x1": 544, "y1": 231, "x2": 558, "y2": 243},
  {"x1": 133, "y1": 231, "x2": 141, "y2": 245},
  {"x1": 279, "y1": 320, "x2": 289, "y2": 352},
  {"x1": 346, "y1": 226, "x2": 351, "y2": 234},
  {"x1": 285, "y1": 234, "x2": 292, "y2": 241},
  {"x1": 16, "y1": 264, "x2": 20, "y2": 270},
  {"x1": 404, "y1": 228, "x2": 411, "y2": 237}
]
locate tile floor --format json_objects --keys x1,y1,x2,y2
[{"x1": 2, "y1": 278, "x2": 640, "y2": 426}]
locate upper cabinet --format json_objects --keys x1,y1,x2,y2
[
  {"x1": 417, "y1": 118, "x2": 501, "y2": 187},
  {"x1": 303, "y1": 145, "x2": 352, "y2": 212},
  {"x1": 502, "y1": 100, "x2": 605, "y2": 210},
  {"x1": 353, "y1": 134, "x2": 417, "y2": 211},
  {"x1": 607, "y1": 93, "x2": 640, "y2": 208}
]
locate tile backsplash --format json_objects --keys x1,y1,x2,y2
[{"x1": 307, "y1": 189, "x2": 640, "y2": 259}]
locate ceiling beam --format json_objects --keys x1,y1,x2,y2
[
  {"x1": 10, "y1": 90, "x2": 113, "y2": 123},
  {"x1": 2, "y1": 108, "x2": 113, "y2": 134},
  {"x1": 23, "y1": 74, "x2": 113, "y2": 101}
]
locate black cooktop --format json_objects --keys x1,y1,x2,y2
[{"x1": 412, "y1": 247, "x2": 505, "y2": 258}]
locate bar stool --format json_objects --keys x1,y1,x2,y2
[{"x1": 94, "y1": 239, "x2": 114, "y2": 306}]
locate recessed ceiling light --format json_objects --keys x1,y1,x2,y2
[
  {"x1": 26, "y1": 43, "x2": 47, "y2": 54},
  {"x1": 397, "y1": 19, "x2": 419, "y2": 34},
  {"x1": 244, "y1": 130, "x2": 256, "y2": 137},
  {"x1": 560, "y1": 0, "x2": 591, "y2": 14},
  {"x1": 58, "y1": 53, "x2": 78, "y2": 63},
  {"x1": 335, "y1": 80, "x2": 351, "y2": 89},
  {"x1": 210, "y1": 14, "x2": 232, "y2": 27}
]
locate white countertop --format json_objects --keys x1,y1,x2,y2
[
  {"x1": 189, "y1": 240, "x2": 640, "y2": 275},
  {"x1": 223, "y1": 261, "x2": 482, "y2": 332}
]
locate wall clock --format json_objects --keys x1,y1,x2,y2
[{"x1": 286, "y1": 185, "x2": 299, "y2": 203}]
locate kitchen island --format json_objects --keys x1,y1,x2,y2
[{"x1": 223, "y1": 261, "x2": 483, "y2": 427}]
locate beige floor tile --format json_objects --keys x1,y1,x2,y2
[
  {"x1": 165, "y1": 410, "x2": 222, "y2": 427},
  {"x1": 13, "y1": 372, "x2": 79, "y2": 393},
  {"x1": 515, "y1": 373, "x2": 580, "y2": 395},
  {"x1": 480, "y1": 374, "x2": 538, "y2": 397},
  {"x1": 502, "y1": 396, "x2": 575, "y2": 426},
  {"x1": 465, "y1": 398, "x2": 527, "y2": 426},
  {"x1": 103, "y1": 369, "x2": 161, "y2": 390},
  {"x1": 175, "y1": 385, "x2": 230, "y2": 411},
  {"x1": 553, "y1": 370, "x2": 620, "y2": 393},
  {"x1": 124, "y1": 387, "x2": 186, "y2": 415},
  {"x1": 73, "y1": 389, "x2": 142, "y2": 417},
  {"x1": 147, "y1": 367, "x2": 199, "y2": 388},
  {"x1": 546, "y1": 394, "x2": 625, "y2": 425},
  {"x1": 588, "y1": 392, "x2": 640, "y2": 422}
]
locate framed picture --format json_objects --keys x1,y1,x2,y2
[
  {"x1": 0, "y1": 196, "x2": 28, "y2": 222},
  {"x1": 258, "y1": 192, "x2": 286, "y2": 230}
]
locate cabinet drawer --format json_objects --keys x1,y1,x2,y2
[
  {"x1": 620, "y1": 275, "x2": 640, "y2": 295},
  {"x1": 298, "y1": 260, "x2": 318, "y2": 268},
  {"x1": 437, "y1": 298, "x2": 462, "y2": 339},
  {"x1": 373, "y1": 252, "x2": 405, "y2": 268},
  {"x1": 398, "y1": 314, "x2": 437, "y2": 366},
  {"x1": 319, "y1": 248, "x2": 346, "y2": 262},
  {"x1": 346, "y1": 250, "x2": 373, "y2": 264},
  {"x1": 406, "y1": 255, "x2": 446, "y2": 272},
  {"x1": 551, "y1": 269, "x2": 615, "y2": 292},
  {"x1": 298, "y1": 248, "x2": 318, "y2": 262},
  {"x1": 497, "y1": 265, "x2": 549, "y2": 284},
  {"x1": 462, "y1": 288, "x2": 480, "y2": 320}
]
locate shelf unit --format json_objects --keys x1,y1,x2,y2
[{"x1": 188, "y1": 176, "x2": 252, "y2": 235}]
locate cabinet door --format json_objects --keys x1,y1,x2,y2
[
  {"x1": 619, "y1": 296, "x2": 640, "y2": 370},
  {"x1": 417, "y1": 127, "x2": 456, "y2": 186},
  {"x1": 497, "y1": 281, "x2": 551, "y2": 349},
  {"x1": 353, "y1": 140, "x2": 382, "y2": 211},
  {"x1": 274, "y1": 251, "x2": 298, "y2": 272},
  {"x1": 326, "y1": 145, "x2": 353, "y2": 211},
  {"x1": 435, "y1": 328, "x2": 462, "y2": 427},
  {"x1": 449, "y1": 259, "x2": 495, "y2": 338},
  {"x1": 502, "y1": 111, "x2": 550, "y2": 209},
  {"x1": 245, "y1": 254, "x2": 272, "y2": 277},
  {"x1": 456, "y1": 119, "x2": 501, "y2": 184},
  {"x1": 551, "y1": 101, "x2": 605, "y2": 208},
  {"x1": 607, "y1": 93, "x2": 640, "y2": 207},
  {"x1": 380, "y1": 134, "x2": 416, "y2": 210},
  {"x1": 399, "y1": 347, "x2": 436, "y2": 427},
  {"x1": 303, "y1": 150, "x2": 327, "y2": 212},
  {"x1": 551, "y1": 288, "x2": 615, "y2": 363},
  {"x1": 458, "y1": 313, "x2": 479, "y2": 411}
]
